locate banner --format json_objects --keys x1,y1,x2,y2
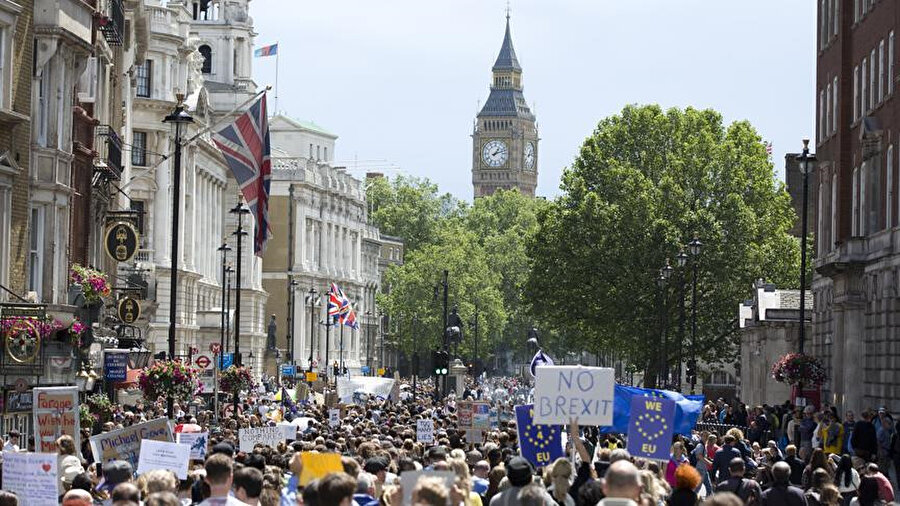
[
  {"x1": 176, "y1": 432, "x2": 209, "y2": 461},
  {"x1": 239, "y1": 426, "x2": 285, "y2": 452},
  {"x1": 600, "y1": 385, "x2": 704, "y2": 437},
  {"x1": 299, "y1": 452, "x2": 342, "y2": 486},
  {"x1": 416, "y1": 419, "x2": 434, "y2": 444},
  {"x1": 625, "y1": 396, "x2": 676, "y2": 460},
  {"x1": 2, "y1": 452, "x2": 58, "y2": 506},
  {"x1": 514, "y1": 404, "x2": 564, "y2": 468},
  {"x1": 533, "y1": 366, "x2": 615, "y2": 425},
  {"x1": 33, "y1": 386, "x2": 80, "y2": 454},
  {"x1": 137, "y1": 440, "x2": 191, "y2": 479},
  {"x1": 336, "y1": 376, "x2": 396, "y2": 403},
  {"x1": 89, "y1": 418, "x2": 173, "y2": 469}
]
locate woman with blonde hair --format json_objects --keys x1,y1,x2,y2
[
  {"x1": 545, "y1": 458, "x2": 575, "y2": 506},
  {"x1": 447, "y1": 457, "x2": 483, "y2": 506}
]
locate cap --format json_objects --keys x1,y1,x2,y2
[
  {"x1": 97, "y1": 460, "x2": 133, "y2": 491},
  {"x1": 506, "y1": 456, "x2": 533, "y2": 487},
  {"x1": 363, "y1": 456, "x2": 388, "y2": 474}
]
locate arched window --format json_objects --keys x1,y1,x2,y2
[{"x1": 199, "y1": 45, "x2": 212, "y2": 74}]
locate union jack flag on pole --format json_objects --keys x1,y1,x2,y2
[
  {"x1": 211, "y1": 94, "x2": 272, "y2": 256},
  {"x1": 327, "y1": 283, "x2": 359, "y2": 329}
]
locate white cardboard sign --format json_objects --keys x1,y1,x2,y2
[
  {"x1": 175, "y1": 432, "x2": 209, "y2": 461},
  {"x1": 2, "y1": 452, "x2": 58, "y2": 506},
  {"x1": 533, "y1": 365, "x2": 615, "y2": 425},
  {"x1": 136, "y1": 439, "x2": 191, "y2": 479},
  {"x1": 238, "y1": 426, "x2": 286, "y2": 452},
  {"x1": 328, "y1": 408, "x2": 340, "y2": 428},
  {"x1": 416, "y1": 419, "x2": 434, "y2": 444}
]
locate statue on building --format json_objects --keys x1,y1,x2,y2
[{"x1": 267, "y1": 314, "x2": 277, "y2": 350}]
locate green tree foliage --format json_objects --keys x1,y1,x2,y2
[{"x1": 526, "y1": 105, "x2": 801, "y2": 386}]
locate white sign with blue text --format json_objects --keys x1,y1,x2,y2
[{"x1": 533, "y1": 365, "x2": 615, "y2": 426}]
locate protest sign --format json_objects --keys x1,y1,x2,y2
[
  {"x1": 533, "y1": 366, "x2": 614, "y2": 426},
  {"x1": 489, "y1": 408, "x2": 499, "y2": 429},
  {"x1": 626, "y1": 396, "x2": 676, "y2": 460},
  {"x1": 176, "y1": 432, "x2": 208, "y2": 460},
  {"x1": 296, "y1": 382, "x2": 310, "y2": 402},
  {"x1": 239, "y1": 426, "x2": 286, "y2": 452},
  {"x1": 90, "y1": 418, "x2": 173, "y2": 469},
  {"x1": 299, "y1": 452, "x2": 343, "y2": 486},
  {"x1": 137, "y1": 440, "x2": 191, "y2": 479},
  {"x1": 336, "y1": 376, "x2": 396, "y2": 403},
  {"x1": 329, "y1": 408, "x2": 340, "y2": 428},
  {"x1": 416, "y1": 419, "x2": 434, "y2": 444},
  {"x1": 33, "y1": 386, "x2": 80, "y2": 453},
  {"x1": 2, "y1": 452, "x2": 58, "y2": 506},
  {"x1": 514, "y1": 404, "x2": 564, "y2": 468},
  {"x1": 399, "y1": 470, "x2": 456, "y2": 506},
  {"x1": 278, "y1": 423, "x2": 298, "y2": 440}
]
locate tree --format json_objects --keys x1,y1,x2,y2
[
  {"x1": 525, "y1": 105, "x2": 801, "y2": 387},
  {"x1": 366, "y1": 175, "x2": 462, "y2": 254}
]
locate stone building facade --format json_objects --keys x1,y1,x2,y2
[{"x1": 812, "y1": 0, "x2": 900, "y2": 413}]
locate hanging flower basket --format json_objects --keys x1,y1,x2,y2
[
  {"x1": 68, "y1": 318, "x2": 88, "y2": 348},
  {"x1": 219, "y1": 365, "x2": 257, "y2": 394},
  {"x1": 85, "y1": 392, "x2": 115, "y2": 423},
  {"x1": 138, "y1": 360, "x2": 202, "y2": 402},
  {"x1": 69, "y1": 264, "x2": 111, "y2": 305},
  {"x1": 771, "y1": 353, "x2": 827, "y2": 386},
  {"x1": 79, "y1": 404, "x2": 94, "y2": 429}
]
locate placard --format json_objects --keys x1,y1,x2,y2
[
  {"x1": 137, "y1": 440, "x2": 191, "y2": 479},
  {"x1": 2, "y1": 452, "x2": 58, "y2": 506},
  {"x1": 416, "y1": 419, "x2": 434, "y2": 444},
  {"x1": 278, "y1": 423, "x2": 298, "y2": 440},
  {"x1": 176, "y1": 432, "x2": 209, "y2": 460},
  {"x1": 33, "y1": 386, "x2": 80, "y2": 454},
  {"x1": 515, "y1": 404, "x2": 565, "y2": 468},
  {"x1": 336, "y1": 376, "x2": 396, "y2": 403},
  {"x1": 533, "y1": 366, "x2": 615, "y2": 425},
  {"x1": 89, "y1": 418, "x2": 173, "y2": 469},
  {"x1": 299, "y1": 452, "x2": 343, "y2": 486},
  {"x1": 328, "y1": 408, "x2": 340, "y2": 428},
  {"x1": 626, "y1": 396, "x2": 676, "y2": 460},
  {"x1": 238, "y1": 426, "x2": 286, "y2": 452}
]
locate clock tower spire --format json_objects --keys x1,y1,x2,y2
[{"x1": 472, "y1": 13, "x2": 538, "y2": 198}]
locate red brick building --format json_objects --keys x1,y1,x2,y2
[{"x1": 812, "y1": 0, "x2": 900, "y2": 413}]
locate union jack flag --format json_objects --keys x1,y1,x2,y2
[
  {"x1": 211, "y1": 94, "x2": 272, "y2": 256},
  {"x1": 327, "y1": 283, "x2": 359, "y2": 329}
]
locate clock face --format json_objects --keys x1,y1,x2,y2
[
  {"x1": 482, "y1": 140, "x2": 508, "y2": 168},
  {"x1": 524, "y1": 142, "x2": 536, "y2": 170}
]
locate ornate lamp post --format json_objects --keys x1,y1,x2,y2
[
  {"x1": 307, "y1": 287, "x2": 318, "y2": 372},
  {"x1": 675, "y1": 248, "x2": 689, "y2": 391},
  {"x1": 688, "y1": 233, "x2": 703, "y2": 393}
]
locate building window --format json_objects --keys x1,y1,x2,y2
[
  {"x1": 324, "y1": 146, "x2": 328, "y2": 161},
  {"x1": 826, "y1": 84, "x2": 832, "y2": 137},
  {"x1": 819, "y1": 89, "x2": 825, "y2": 141},
  {"x1": 0, "y1": 26, "x2": 5, "y2": 108},
  {"x1": 832, "y1": 77, "x2": 838, "y2": 134},
  {"x1": 833, "y1": 0, "x2": 838, "y2": 38},
  {"x1": 890, "y1": 32, "x2": 895, "y2": 95},
  {"x1": 852, "y1": 167, "x2": 860, "y2": 236},
  {"x1": 862, "y1": 57, "x2": 868, "y2": 114},
  {"x1": 199, "y1": 45, "x2": 212, "y2": 74},
  {"x1": 870, "y1": 49, "x2": 876, "y2": 110},
  {"x1": 831, "y1": 175, "x2": 837, "y2": 247},
  {"x1": 888, "y1": 145, "x2": 894, "y2": 229},
  {"x1": 854, "y1": 65, "x2": 860, "y2": 121},
  {"x1": 860, "y1": 163, "x2": 868, "y2": 235},
  {"x1": 37, "y1": 64, "x2": 50, "y2": 147},
  {"x1": 317, "y1": 145, "x2": 320, "y2": 160},
  {"x1": 132, "y1": 131, "x2": 147, "y2": 166},
  {"x1": 130, "y1": 200, "x2": 145, "y2": 236},
  {"x1": 136, "y1": 60, "x2": 151, "y2": 98},
  {"x1": 28, "y1": 206, "x2": 43, "y2": 300},
  {"x1": 309, "y1": 143, "x2": 313, "y2": 158},
  {"x1": 854, "y1": 0, "x2": 859, "y2": 23},
  {"x1": 879, "y1": 40, "x2": 885, "y2": 102}
]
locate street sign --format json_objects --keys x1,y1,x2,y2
[
  {"x1": 195, "y1": 354, "x2": 212, "y2": 370},
  {"x1": 210, "y1": 343, "x2": 221, "y2": 355},
  {"x1": 281, "y1": 364, "x2": 296, "y2": 377},
  {"x1": 14, "y1": 378, "x2": 27, "y2": 393},
  {"x1": 117, "y1": 297, "x2": 141, "y2": 324},
  {"x1": 360, "y1": 365, "x2": 370, "y2": 374},
  {"x1": 104, "y1": 350, "x2": 129, "y2": 382},
  {"x1": 305, "y1": 372, "x2": 318, "y2": 382},
  {"x1": 218, "y1": 353, "x2": 234, "y2": 370}
]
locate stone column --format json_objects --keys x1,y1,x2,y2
[{"x1": 154, "y1": 132, "x2": 171, "y2": 264}]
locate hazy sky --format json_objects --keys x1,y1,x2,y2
[{"x1": 251, "y1": 0, "x2": 816, "y2": 201}]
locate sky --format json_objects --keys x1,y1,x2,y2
[{"x1": 251, "y1": 0, "x2": 817, "y2": 201}]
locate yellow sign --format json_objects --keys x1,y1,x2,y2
[
  {"x1": 299, "y1": 452, "x2": 343, "y2": 485},
  {"x1": 377, "y1": 368, "x2": 385, "y2": 377},
  {"x1": 305, "y1": 372, "x2": 318, "y2": 382},
  {"x1": 104, "y1": 221, "x2": 139, "y2": 263}
]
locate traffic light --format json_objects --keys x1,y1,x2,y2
[
  {"x1": 686, "y1": 360, "x2": 697, "y2": 384},
  {"x1": 432, "y1": 350, "x2": 449, "y2": 376}
]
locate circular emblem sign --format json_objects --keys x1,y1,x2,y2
[
  {"x1": 104, "y1": 221, "x2": 139, "y2": 263},
  {"x1": 5, "y1": 319, "x2": 40, "y2": 363},
  {"x1": 117, "y1": 297, "x2": 141, "y2": 324},
  {"x1": 195, "y1": 355, "x2": 211, "y2": 369}
]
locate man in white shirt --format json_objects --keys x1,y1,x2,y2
[
  {"x1": 3, "y1": 430, "x2": 19, "y2": 452},
  {"x1": 198, "y1": 453, "x2": 248, "y2": 506}
]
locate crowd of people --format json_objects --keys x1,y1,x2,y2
[{"x1": 0, "y1": 376, "x2": 899, "y2": 506}]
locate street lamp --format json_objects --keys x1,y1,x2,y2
[
  {"x1": 796, "y1": 139, "x2": 817, "y2": 356},
  {"x1": 656, "y1": 262, "x2": 670, "y2": 389},
  {"x1": 688, "y1": 233, "x2": 703, "y2": 393},
  {"x1": 225, "y1": 263, "x2": 234, "y2": 354},
  {"x1": 162, "y1": 94, "x2": 193, "y2": 419},
  {"x1": 307, "y1": 287, "x2": 318, "y2": 371},
  {"x1": 217, "y1": 241, "x2": 231, "y2": 370},
  {"x1": 288, "y1": 278, "x2": 299, "y2": 365},
  {"x1": 364, "y1": 310, "x2": 373, "y2": 375},
  {"x1": 675, "y1": 249, "x2": 689, "y2": 391}
]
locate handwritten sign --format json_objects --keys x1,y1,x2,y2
[
  {"x1": 137, "y1": 440, "x2": 191, "y2": 479},
  {"x1": 32, "y1": 386, "x2": 80, "y2": 454},
  {"x1": 238, "y1": 426, "x2": 286, "y2": 452},
  {"x1": 329, "y1": 408, "x2": 340, "y2": 428},
  {"x1": 176, "y1": 432, "x2": 208, "y2": 460},
  {"x1": 299, "y1": 452, "x2": 343, "y2": 486},
  {"x1": 625, "y1": 396, "x2": 676, "y2": 460},
  {"x1": 533, "y1": 366, "x2": 614, "y2": 426},
  {"x1": 89, "y1": 418, "x2": 173, "y2": 469},
  {"x1": 416, "y1": 419, "x2": 434, "y2": 444},
  {"x1": 2, "y1": 452, "x2": 58, "y2": 506}
]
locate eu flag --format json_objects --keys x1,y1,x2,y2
[
  {"x1": 600, "y1": 385, "x2": 704, "y2": 436},
  {"x1": 515, "y1": 404, "x2": 565, "y2": 468}
]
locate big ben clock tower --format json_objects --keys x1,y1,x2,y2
[{"x1": 472, "y1": 14, "x2": 538, "y2": 198}]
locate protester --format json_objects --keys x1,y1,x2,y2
[
  {"x1": 834, "y1": 455, "x2": 860, "y2": 506},
  {"x1": 599, "y1": 460, "x2": 643, "y2": 506},
  {"x1": 761, "y1": 461, "x2": 807, "y2": 506},
  {"x1": 715, "y1": 458, "x2": 762, "y2": 505}
]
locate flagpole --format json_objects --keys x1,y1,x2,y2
[
  {"x1": 118, "y1": 86, "x2": 270, "y2": 191},
  {"x1": 274, "y1": 41, "x2": 279, "y2": 114}
]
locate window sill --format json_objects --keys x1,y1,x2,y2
[{"x1": 0, "y1": 107, "x2": 28, "y2": 126}]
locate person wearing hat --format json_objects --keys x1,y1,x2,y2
[
  {"x1": 487, "y1": 456, "x2": 553, "y2": 506},
  {"x1": 3, "y1": 430, "x2": 19, "y2": 453},
  {"x1": 96, "y1": 460, "x2": 133, "y2": 506}
]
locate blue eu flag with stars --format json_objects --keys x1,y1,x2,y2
[
  {"x1": 515, "y1": 404, "x2": 565, "y2": 468},
  {"x1": 600, "y1": 385, "x2": 704, "y2": 436}
]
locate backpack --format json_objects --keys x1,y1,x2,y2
[{"x1": 688, "y1": 441, "x2": 699, "y2": 467}]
